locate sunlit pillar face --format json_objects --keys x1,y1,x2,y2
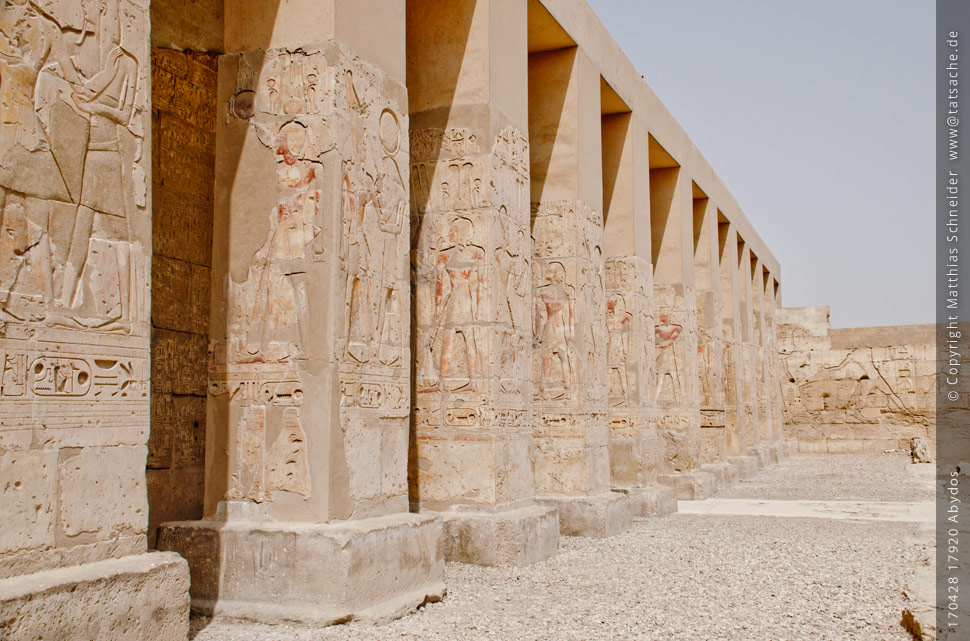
[{"x1": 406, "y1": 0, "x2": 536, "y2": 510}]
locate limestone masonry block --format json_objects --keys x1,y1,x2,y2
[
  {"x1": 441, "y1": 505, "x2": 560, "y2": 567},
  {"x1": 157, "y1": 511, "x2": 444, "y2": 625},
  {"x1": 0, "y1": 552, "x2": 190, "y2": 641}
]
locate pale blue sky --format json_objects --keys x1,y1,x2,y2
[{"x1": 587, "y1": 0, "x2": 934, "y2": 328}]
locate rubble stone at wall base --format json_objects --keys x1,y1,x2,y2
[
  {"x1": 657, "y1": 471, "x2": 717, "y2": 500},
  {"x1": 615, "y1": 484, "x2": 678, "y2": 517},
  {"x1": 781, "y1": 441, "x2": 795, "y2": 457},
  {"x1": 440, "y1": 505, "x2": 560, "y2": 567},
  {"x1": 726, "y1": 455, "x2": 760, "y2": 480},
  {"x1": 0, "y1": 552, "x2": 189, "y2": 641},
  {"x1": 157, "y1": 511, "x2": 444, "y2": 626},
  {"x1": 701, "y1": 461, "x2": 740, "y2": 489},
  {"x1": 536, "y1": 492, "x2": 633, "y2": 538}
]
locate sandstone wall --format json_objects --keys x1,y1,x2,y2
[
  {"x1": 148, "y1": 47, "x2": 218, "y2": 547},
  {"x1": 777, "y1": 306, "x2": 938, "y2": 454}
]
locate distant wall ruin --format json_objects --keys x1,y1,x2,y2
[{"x1": 777, "y1": 306, "x2": 939, "y2": 454}]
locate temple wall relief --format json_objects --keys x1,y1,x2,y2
[
  {"x1": 207, "y1": 42, "x2": 410, "y2": 521},
  {"x1": 0, "y1": 0, "x2": 152, "y2": 577}
]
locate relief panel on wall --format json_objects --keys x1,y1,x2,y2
[{"x1": 0, "y1": 0, "x2": 151, "y2": 574}]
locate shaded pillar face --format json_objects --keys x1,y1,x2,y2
[
  {"x1": 693, "y1": 195, "x2": 726, "y2": 463},
  {"x1": 650, "y1": 162, "x2": 700, "y2": 473},
  {"x1": 737, "y1": 242, "x2": 759, "y2": 448},
  {"x1": 0, "y1": 0, "x2": 152, "y2": 574},
  {"x1": 528, "y1": 46, "x2": 610, "y2": 496},
  {"x1": 205, "y1": 1, "x2": 411, "y2": 522},
  {"x1": 602, "y1": 113, "x2": 659, "y2": 489},
  {"x1": 408, "y1": 0, "x2": 535, "y2": 510},
  {"x1": 765, "y1": 276, "x2": 785, "y2": 442},
  {"x1": 717, "y1": 221, "x2": 745, "y2": 455},
  {"x1": 750, "y1": 258, "x2": 770, "y2": 442}
]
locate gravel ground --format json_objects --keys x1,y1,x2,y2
[
  {"x1": 720, "y1": 452, "x2": 932, "y2": 502},
  {"x1": 190, "y1": 454, "x2": 934, "y2": 641}
]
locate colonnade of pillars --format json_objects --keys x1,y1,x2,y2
[
  {"x1": 155, "y1": 0, "x2": 788, "y2": 624},
  {"x1": 404, "y1": 0, "x2": 787, "y2": 545}
]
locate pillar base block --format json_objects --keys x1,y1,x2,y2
[
  {"x1": 615, "y1": 484, "x2": 678, "y2": 517},
  {"x1": 746, "y1": 445, "x2": 777, "y2": 468},
  {"x1": 777, "y1": 440, "x2": 794, "y2": 459},
  {"x1": 657, "y1": 471, "x2": 718, "y2": 500},
  {"x1": 0, "y1": 552, "x2": 189, "y2": 640},
  {"x1": 439, "y1": 504, "x2": 560, "y2": 567},
  {"x1": 157, "y1": 511, "x2": 444, "y2": 626},
  {"x1": 701, "y1": 461, "x2": 740, "y2": 489},
  {"x1": 727, "y1": 455, "x2": 760, "y2": 480},
  {"x1": 535, "y1": 492, "x2": 633, "y2": 538}
]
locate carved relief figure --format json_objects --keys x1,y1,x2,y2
[
  {"x1": 342, "y1": 104, "x2": 406, "y2": 367},
  {"x1": 232, "y1": 122, "x2": 320, "y2": 365},
  {"x1": 0, "y1": 0, "x2": 146, "y2": 334},
  {"x1": 606, "y1": 294, "x2": 633, "y2": 405},
  {"x1": 535, "y1": 261, "x2": 575, "y2": 400},
  {"x1": 655, "y1": 313, "x2": 683, "y2": 405},
  {"x1": 495, "y1": 227, "x2": 530, "y2": 394},
  {"x1": 267, "y1": 407, "x2": 310, "y2": 497},
  {"x1": 430, "y1": 217, "x2": 483, "y2": 391},
  {"x1": 581, "y1": 245, "x2": 606, "y2": 401},
  {"x1": 222, "y1": 62, "x2": 332, "y2": 501}
]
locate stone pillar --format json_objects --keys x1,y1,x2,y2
[
  {"x1": 157, "y1": 0, "x2": 445, "y2": 625},
  {"x1": 752, "y1": 258, "x2": 772, "y2": 444},
  {"x1": 0, "y1": 1, "x2": 190, "y2": 637},
  {"x1": 718, "y1": 222, "x2": 758, "y2": 478},
  {"x1": 601, "y1": 111, "x2": 676, "y2": 517},
  {"x1": 650, "y1": 155, "x2": 712, "y2": 499},
  {"x1": 527, "y1": 46, "x2": 632, "y2": 537},
  {"x1": 406, "y1": 0, "x2": 558, "y2": 567},
  {"x1": 693, "y1": 197, "x2": 738, "y2": 489},
  {"x1": 741, "y1": 251, "x2": 773, "y2": 467},
  {"x1": 764, "y1": 275, "x2": 787, "y2": 451}
]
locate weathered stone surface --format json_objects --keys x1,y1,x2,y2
[
  {"x1": 531, "y1": 200, "x2": 611, "y2": 497},
  {"x1": 441, "y1": 505, "x2": 559, "y2": 567},
  {"x1": 726, "y1": 455, "x2": 760, "y2": 480},
  {"x1": 0, "y1": 552, "x2": 189, "y2": 641},
  {"x1": 536, "y1": 492, "x2": 633, "y2": 538},
  {"x1": 654, "y1": 283, "x2": 702, "y2": 473},
  {"x1": 409, "y1": 121, "x2": 536, "y2": 514},
  {"x1": 0, "y1": 449, "x2": 56, "y2": 557},
  {"x1": 658, "y1": 471, "x2": 717, "y2": 501},
  {"x1": 778, "y1": 307, "x2": 942, "y2": 454},
  {"x1": 0, "y1": 7, "x2": 183, "y2": 633},
  {"x1": 206, "y1": 38, "x2": 412, "y2": 522},
  {"x1": 158, "y1": 511, "x2": 444, "y2": 625},
  {"x1": 618, "y1": 484, "x2": 678, "y2": 517},
  {"x1": 746, "y1": 445, "x2": 776, "y2": 469},
  {"x1": 59, "y1": 446, "x2": 148, "y2": 538},
  {"x1": 701, "y1": 461, "x2": 740, "y2": 490}
]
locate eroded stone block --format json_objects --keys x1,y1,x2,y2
[
  {"x1": 59, "y1": 446, "x2": 148, "y2": 539},
  {"x1": 658, "y1": 471, "x2": 717, "y2": 501},
  {"x1": 441, "y1": 504, "x2": 559, "y2": 567},
  {"x1": 157, "y1": 511, "x2": 445, "y2": 625},
  {"x1": 535, "y1": 491, "x2": 632, "y2": 538},
  {"x1": 618, "y1": 484, "x2": 678, "y2": 517},
  {"x1": 0, "y1": 450, "x2": 57, "y2": 556},
  {"x1": 0, "y1": 552, "x2": 189, "y2": 641}
]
